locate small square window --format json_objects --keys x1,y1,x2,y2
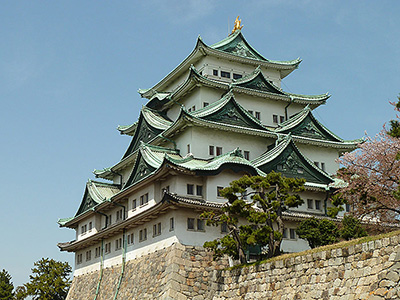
[
  {"x1": 86, "y1": 250, "x2": 91, "y2": 261},
  {"x1": 321, "y1": 162, "x2": 326, "y2": 172},
  {"x1": 248, "y1": 110, "x2": 253, "y2": 116},
  {"x1": 255, "y1": 112, "x2": 261, "y2": 120},
  {"x1": 209, "y1": 145, "x2": 215, "y2": 156},
  {"x1": 203, "y1": 102, "x2": 209, "y2": 107},
  {"x1": 187, "y1": 218, "x2": 195, "y2": 230},
  {"x1": 314, "y1": 161, "x2": 320, "y2": 168},
  {"x1": 273, "y1": 115, "x2": 278, "y2": 123},
  {"x1": 217, "y1": 186, "x2": 224, "y2": 197},
  {"x1": 280, "y1": 116, "x2": 285, "y2": 123},
  {"x1": 191, "y1": 105, "x2": 195, "y2": 111},
  {"x1": 213, "y1": 69, "x2": 218, "y2": 76},
  {"x1": 170, "y1": 217, "x2": 174, "y2": 231},
  {"x1": 197, "y1": 219, "x2": 205, "y2": 231},
  {"x1": 139, "y1": 229, "x2": 147, "y2": 242},
  {"x1": 221, "y1": 71, "x2": 230, "y2": 78},
  {"x1": 233, "y1": 73, "x2": 242, "y2": 79},
  {"x1": 196, "y1": 185, "x2": 203, "y2": 196},
  {"x1": 140, "y1": 193, "x2": 148, "y2": 206},
  {"x1": 216, "y1": 147, "x2": 222, "y2": 156},
  {"x1": 88, "y1": 222, "x2": 92, "y2": 231},
  {"x1": 187, "y1": 184, "x2": 194, "y2": 195},
  {"x1": 187, "y1": 144, "x2": 191, "y2": 154}
]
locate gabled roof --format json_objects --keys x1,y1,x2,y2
[
  {"x1": 190, "y1": 90, "x2": 267, "y2": 130},
  {"x1": 275, "y1": 105, "x2": 362, "y2": 146},
  {"x1": 121, "y1": 106, "x2": 173, "y2": 158},
  {"x1": 140, "y1": 31, "x2": 301, "y2": 99},
  {"x1": 123, "y1": 143, "x2": 264, "y2": 189},
  {"x1": 146, "y1": 66, "x2": 329, "y2": 111},
  {"x1": 58, "y1": 180, "x2": 120, "y2": 227},
  {"x1": 252, "y1": 135, "x2": 334, "y2": 185}
]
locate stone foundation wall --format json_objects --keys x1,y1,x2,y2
[{"x1": 66, "y1": 233, "x2": 400, "y2": 300}]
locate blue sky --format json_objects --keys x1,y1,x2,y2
[{"x1": 1, "y1": 0, "x2": 400, "y2": 289}]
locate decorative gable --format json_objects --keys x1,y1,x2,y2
[
  {"x1": 254, "y1": 139, "x2": 333, "y2": 185},
  {"x1": 75, "y1": 192, "x2": 97, "y2": 216},
  {"x1": 124, "y1": 153, "x2": 157, "y2": 187},
  {"x1": 234, "y1": 71, "x2": 284, "y2": 95}
]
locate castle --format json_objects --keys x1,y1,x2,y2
[{"x1": 58, "y1": 21, "x2": 360, "y2": 277}]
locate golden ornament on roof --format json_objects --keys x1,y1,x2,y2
[{"x1": 231, "y1": 16, "x2": 243, "y2": 34}]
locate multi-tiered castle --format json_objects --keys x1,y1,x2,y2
[{"x1": 58, "y1": 22, "x2": 359, "y2": 276}]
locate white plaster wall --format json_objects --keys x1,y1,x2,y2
[
  {"x1": 295, "y1": 190, "x2": 327, "y2": 214},
  {"x1": 206, "y1": 169, "x2": 246, "y2": 203},
  {"x1": 281, "y1": 220, "x2": 310, "y2": 253},
  {"x1": 174, "y1": 125, "x2": 274, "y2": 160},
  {"x1": 296, "y1": 144, "x2": 340, "y2": 175},
  {"x1": 77, "y1": 215, "x2": 98, "y2": 241}
]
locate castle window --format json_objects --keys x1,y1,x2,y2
[
  {"x1": 127, "y1": 233, "x2": 134, "y2": 245},
  {"x1": 280, "y1": 116, "x2": 285, "y2": 123},
  {"x1": 187, "y1": 184, "x2": 194, "y2": 195},
  {"x1": 88, "y1": 222, "x2": 92, "y2": 232},
  {"x1": 233, "y1": 73, "x2": 242, "y2": 79},
  {"x1": 244, "y1": 151, "x2": 250, "y2": 160},
  {"x1": 248, "y1": 110, "x2": 253, "y2": 116},
  {"x1": 321, "y1": 162, "x2": 326, "y2": 172},
  {"x1": 255, "y1": 111, "x2": 261, "y2": 120},
  {"x1": 77, "y1": 254, "x2": 83, "y2": 264},
  {"x1": 221, "y1": 71, "x2": 230, "y2": 78},
  {"x1": 140, "y1": 193, "x2": 148, "y2": 206},
  {"x1": 187, "y1": 218, "x2": 195, "y2": 230},
  {"x1": 115, "y1": 238, "x2": 122, "y2": 250},
  {"x1": 217, "y1": 186, "x2": 224, "y2": 197},
  {"x1": 197, "y1": 219, "x2": 205, "y2": 231},
  {"x1": 314, "y1": 161, "x2": 320, "y2": 168},
  {"x1": 221, "y1": 222, "x2": 228, "y2": 233},
  {"x1": 315, "y1": 200, "x2": 321, "y2": 210},
  {"x1": 307, "y1": 199, "x2": 313, "y2": 209},
  {"x1": 105, "y1": 242, "x2": 111, "y2": 254},
  {"x1": 345, "y1": 203, "x2": 351, "y2": 212},
  {"x1": 116, "y1": 209, "x2": 123, "y2": 221},
  {"x1": 209, "y1": 145, "x2": 214, "y2": 156},
  {"x1": 216, "y1": 147, "x2": 223, "y2": 156},
  {"x1": 86, "y1": 250, "x2": 91, "y2": 261},
  {"x1": 132, "y1": 199, "x2": 137, "y2": 210},
  {"x1": 153, "y1": 222, "x2": 162, "y2": 237},
  {"x1": 203, "y1": 102, "x2": 209, "y2": 107},
  {"x1": 81, "y1": 224, "x2": 87, "y2": 235},
  {"x1": 282, "y1": 228, "x2": 287, "y2": 239},
  {"x1": 170, "y1": 217, "x2": 174, "y2": 231},
  {"x1": 187, "y1": 144, "x2": 191, "y2": 154},
  {"x1": 289, "y1": 229, "x2": 296, "y2": 240},
  {"x1": 273, "y1": 115, "x2": 278, "y2": 123},
  {"x1": 108, "y1": 215, "x2": 112, "y2": 225},
  {"x1": 213, "y1": 69, "x2": 218, "y2": 76},
  {"x1": 95, "y1": 246, "x2": 101, "y2": 258},
  {"x1": 196, "y1": 185, "x2": 203, "y2": 196},
  {"x1": 139, "y1": 229, "x2": 147, "y2": 242}
]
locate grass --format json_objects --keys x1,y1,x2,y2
[{"x1": 228, "y1": 229, "x2": 400, "y2": 270}]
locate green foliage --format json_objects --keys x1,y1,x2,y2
[
  {"x1": 340, "y1": 214, "x2": 367, "y2": 240},
  {"x1": 388, "y1": 95, "x2": 400, "y2": 138},
  {"x1": 0, "y1": 269, "x2": 14, "y2": 300},
  {"x1": 327, "y1": 193, "x2": 346, "y2": 218},
  {"x1": 24, "y1": 258, "x2": 71, "y2": 300},
  {"x1": 296, "y1": 218, "x2": 339, "y2": 249},
  {"x1": 201, "y1": 172, "x2": 305, "y2": 263}
]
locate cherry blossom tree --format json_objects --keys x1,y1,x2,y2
[{"x1": 336, "y1": 120, "x2": 400, "y2": 221}]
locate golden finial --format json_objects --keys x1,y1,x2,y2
[{"x1": 231, "y1": 16, "x2": 243, "y2": 35}]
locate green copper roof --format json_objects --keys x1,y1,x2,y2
[
  {"x1": 275, "y1": 105, "x2": 360, "y2": 144},
  {"x1": 252, "y1": 135, "x2": 333, "y2": 185},
  {"x1": 123, "y1": 143, "x2": 264, "y2": 189},
  {"x1": 210, "y1": 30, "x2": 301, "y2": 66},
  {"x1": 75, "y1": 180, "x2": 120, "y2": 217},
  {"x1": 122, "y1": 107, "x2": 173, "y2": 158},
  {"x1": 191, "y1": 90, "x2": 267, "y2": 131}
]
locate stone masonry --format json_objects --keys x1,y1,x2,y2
[{"x1": 66, "y1": 233, "x2": 400, "y2": 299}]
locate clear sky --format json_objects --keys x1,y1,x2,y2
[{"x1": 1, "y1": 0, "x2": 400, "y2": 290}]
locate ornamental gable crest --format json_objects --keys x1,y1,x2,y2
[
  {"x1": 257, "y1": 142, "x2": 332, "y2": 184},
  {"x1": 201, "y1": 99, "x2": 263, "y2": 130},
  {"x1": 290, "y1": 115, "x2": 337, "y2": 141},
  {"x1": 125, "y1": 154, "x2": 157, "y2": 187}
]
